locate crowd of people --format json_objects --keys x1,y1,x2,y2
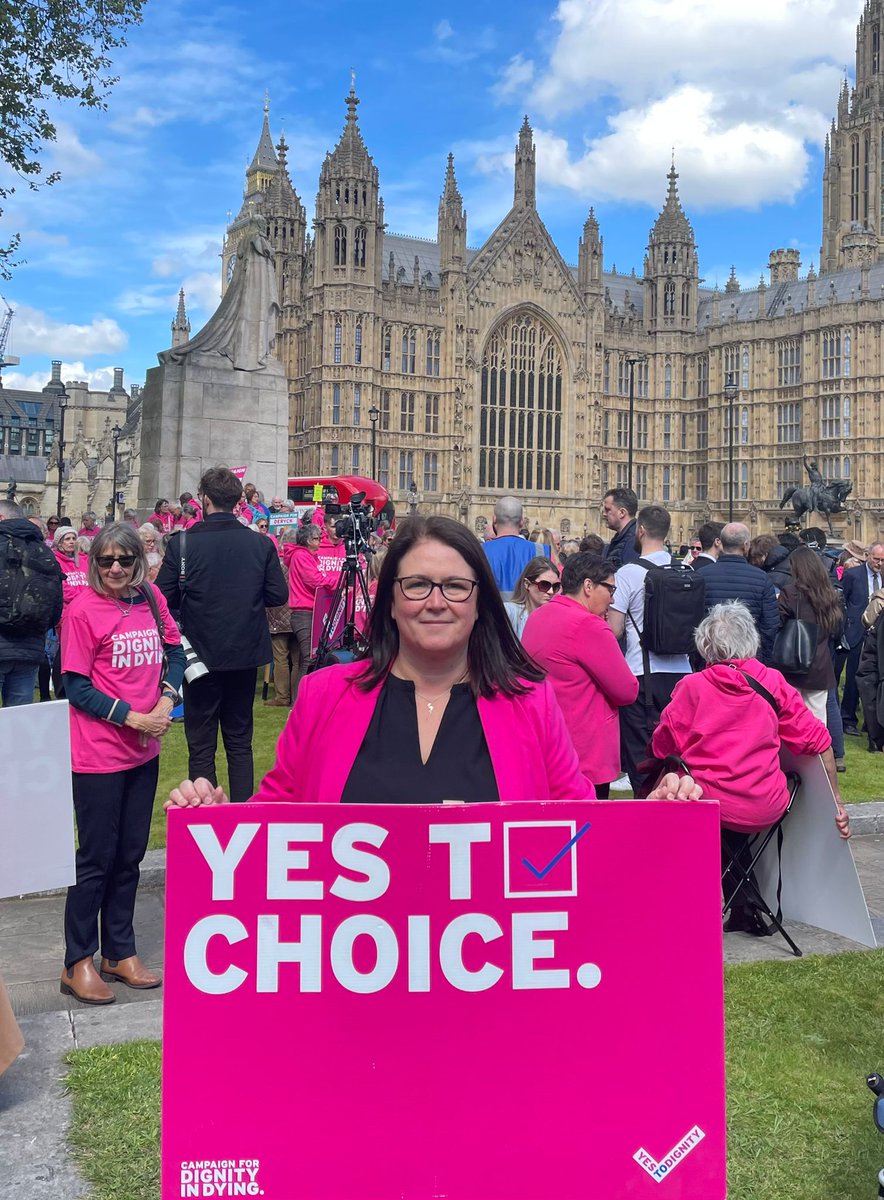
[{"x1": 1, "y1": 474, "x2": 879, "y2": 1004}]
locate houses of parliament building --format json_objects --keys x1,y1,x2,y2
[{"x1": 217, "y1": 0, "x2": 884, "y2": 545}]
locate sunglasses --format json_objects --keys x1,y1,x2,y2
[
  {"x1": 690, "y1": 545, "x2": 702, "y2": 554},
  {"x1": 95, "y1": 554, "x2": 137, "y2": 569},
  {"x1": 533, "y1": 579, "x2": 562, "y2": 594},
  {"x1": 257, "y1": 524, "x2": 268, "y2": 530}
]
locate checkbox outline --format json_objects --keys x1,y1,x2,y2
[{"x1": 503, "y1": 820, "x2": 582, "y2": 898}]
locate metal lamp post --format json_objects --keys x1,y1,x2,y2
[
  {"x1": 724, "y1": 375, "x2": 739, "y2": 523},
  {"x1": 625, "y1": 354, "x2": 646, "y2": 493},
  {"x1": 55, "y1": 389, "x2": 68, "y2": 519},
  {"x1": 368, "y1": 404, "x2": 379, "y2": 480},
  {"x1": 110, "y1": 424, "x2": 122, "y2": 523}
]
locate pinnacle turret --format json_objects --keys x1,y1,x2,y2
[
  {"x1": 171, "y1": 288, "x2": 191, "y2": 348},
  {"x1": 650, "y1": 162, "x2": 694, "y2": 244},
  {"x1": 248, "y1": 93, "x2": 279, "y2": 176},
  {"x1": 513, "y1": 116, "x2": 536, "y2": 209},
  {"x1": 326, "y1": 78, "x2": 374, "y2": 176}
]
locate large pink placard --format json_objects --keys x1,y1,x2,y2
[{"x1": 162, "y1": 801, "x2": 726, "y2": 1199}]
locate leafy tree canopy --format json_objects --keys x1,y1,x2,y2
[{"x1": 0, "y1": 0, "x2": 146, "y2": 278}]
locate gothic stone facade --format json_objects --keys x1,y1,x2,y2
[{"x1": 220, "y1": 7, "x2": 884, "y2": 546}]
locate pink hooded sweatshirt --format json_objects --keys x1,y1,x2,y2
[
  {"x1": 651, "y1": 658, "x2": 831, "y2": 832},
  {"x1": 283, "y1": 543, "x2": 334, "y2": 609}
]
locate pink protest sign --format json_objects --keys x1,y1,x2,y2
[{"x1": 162, "y1": 801, "x2": 726, "y2": 1199}]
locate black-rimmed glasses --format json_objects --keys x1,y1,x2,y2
[
  {"x1": 396, "y1": 576, "x2": 478, "y2": 602},
  {"x1": 597, "y1": 581, "x2": 616, "y2": 596},
  {"x1": 95, "y1": 554, "x2": 137, "y2": 569}
]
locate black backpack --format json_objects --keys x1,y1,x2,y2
[
  {"x1": 0, "y1": 530, "x2": 64, "y2": 637},
  {"x1": 634, "y1": 556, "x2": 706, "y2": 656}
]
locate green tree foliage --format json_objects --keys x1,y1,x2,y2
[{"x1": 0, "y1": 0, "x2": 145, "y2": 278}]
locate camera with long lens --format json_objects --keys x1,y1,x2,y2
[
  {"x1": 330, "y1": 491, "x2": 374, "y2": 562},
  {"x1": 180, "y1": 634, "x2": 210, "y2": 684}
]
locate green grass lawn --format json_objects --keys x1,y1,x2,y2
[{"x1": 64, "y1": 950, "x2": 884, "y2": 1200}]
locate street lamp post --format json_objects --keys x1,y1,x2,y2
[
  {"x1": 55, "y1": 389, "x2": 68, "y2": 519},
  {"x1": 724, "y1": 375, "x2": 739, "y2": 523},
  {"x1": 110, "y1": 424, "x2": 122, "y2": 523},
  {"x1": 625, "y1": 355, "x2": 646, "y2": 494},
  {"x1": 368, "y1": 405, "x2": 380, "y2": 480}
]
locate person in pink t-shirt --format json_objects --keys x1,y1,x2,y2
[
  {"x1": 77, "y1": 511, "x2": 100, "y2": 539},
  {"x1": 59, "y1": 523, "x2": 186, "y2": 1006},
  {"x1": 52, "y1": 526, "x2": 89, "y2": 609},
  {"x1": 179, "y1": 492, "x2": 202, "y2": 522},
  {"x1": 153, "y1": 499, "x2": 175, "y2": 536}
]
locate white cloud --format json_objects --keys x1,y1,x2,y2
[
  {"x1": 2, "y1": 304, "x2": 128, "y2": 358},
  {"x1": 531, "y1": 87, "x2": 818, "y2": 208},
  {"x1": 493, "y1": 55, "x2": 535, "y2": 102},
  {"x1": 485, "y1": 0, "x2": 856, "y2": 209},
  {"x1": 434, "y1": 18, "x2": 454, "y2": 41},
  {"x1": 421, "y1": 20, "x2": 497, "y2": 65}
]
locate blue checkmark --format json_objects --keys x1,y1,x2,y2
[{"x1": 522, "y1": 822, "x2": 591, "y2": 880}]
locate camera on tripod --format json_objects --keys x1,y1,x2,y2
[{"x1": 328, "y1": 492, "x2": 374, "y2": 560}]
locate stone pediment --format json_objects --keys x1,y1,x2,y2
[{"x1": 467, "y1": 208, "x2": 584, "y2": 309}]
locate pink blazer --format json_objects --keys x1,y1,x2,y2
[
  {"x1": 522, "y1": 596, "x2": 639, "y2": 784},
  {"x1": 254, "y1": 661, "x2": 593, "y2": 803}
]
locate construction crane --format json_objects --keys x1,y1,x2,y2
[{"x1": 0, "y1": 296, "x2": 20, "y2": 384}]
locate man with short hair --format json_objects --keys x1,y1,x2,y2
[
  {"x1": 0, "y1": 499, "x2": 63, "y2": 705},
  {"x1": 482, "y1": 496, "x2": 537, "y2": 598},
  {"x1": 692, "y1": 521, "x2": 724, "y2": 571},
  {"x1": 601, "y1": 487, "x2": 640, "y2": 570},
  {"x1": 702, "y1": 522, "x2": 779, "y2": 662},
  {"x1": 608, "y1": 505, "x2": 693, "y2": 789},
  {"x1": 78, "y1": 511, "x2": 100, "y2": 539},
  {"x1": 156, "y1": 467, "x2": 288, "y2": 802},
  {"x1": 840, "y1": 542, "x2": 884, "y2": 735},
  {"x1": 122, "y1": 508, "x2": 140, "y2": 527}
]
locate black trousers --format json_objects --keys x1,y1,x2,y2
[
  {"x1": 63, "y1": 757, "x2": 159, "y2": 967},
  {"x1": 620, "y1": 672, "x2": 685, "y2": 791},
  {"x1": 839, "y1": 640, "x2": 864, "y2": 729},
  {"x1": 183, "y1": 668, "x2": 257, "y2": 803}
]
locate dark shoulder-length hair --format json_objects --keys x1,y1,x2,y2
[
  {"x1": 357, "y1": 514, "x2": 543, "y2": 698},
  {"x1": 789, "y1": 545, "x2": 843, "y2": 636}
]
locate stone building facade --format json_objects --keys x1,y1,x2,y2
[
  {"x1": 215, "y1": 2, "x2": 884, "y2": 544},
  {"x1": 0, "y1": 362, "x2": 140, "y2": 520}
]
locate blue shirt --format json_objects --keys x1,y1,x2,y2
[{"x1": 483, "y1": 536, "x2": 538, "y2": 599}]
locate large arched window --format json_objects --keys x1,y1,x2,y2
[{"x1": 479, "y1": 312, "x2": 562, "y2": 492}]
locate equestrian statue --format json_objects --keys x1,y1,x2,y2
[{"x1": 779, "y1": 455, "x2": 852, "y2": 534}]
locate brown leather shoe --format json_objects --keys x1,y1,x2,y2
[
  {"x1": 60, "y1": 958, "x2": 115, "y2": 1005},
  {"x1": 263, "y1": 698, "x2": 290, "y2": 707},
  {"x1": 100, "y1": 955, "x2": 162, "y2": 990}
]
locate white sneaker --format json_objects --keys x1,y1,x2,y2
[{"x1": 609, "y1": 774, "x2": 631, "y2": 791}]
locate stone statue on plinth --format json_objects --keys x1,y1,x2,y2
[
  {"x1": 779, "y1": 454, "x2": 852, "y2": 534},
  {"x1": 159, "y1": 227, "x2": 280, "y2": 372}
]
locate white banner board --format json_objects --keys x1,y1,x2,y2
[
  {"x1": 755, "y1": 750, "x2": 876, "y2": 948},
  {"x1": 0, "y1": 700, "x2": 75, "y2": 898}
]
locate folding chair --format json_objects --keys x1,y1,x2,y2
[{"x1": 721, "y1": 771, "x2": 802, "y2": 957}]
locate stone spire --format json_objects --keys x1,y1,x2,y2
[
  {"x1": 438, "y1": 153, "x2": 467, "y2": 272},
  {"x1": 327, "y1": 76, "x2": 374, "y2": 176},
  {"x1": 248, "y1": 92, "x2": 279, "y2": 176},
  {"x1": 171, "y1": 288, "x2": 191, "y2": 348},
  {"x1": 650, "y1": 160, "x2": 694, "y2": 243},
  {"x1": 578, "y1": 206, "x2": 603, "y2": 294},
  {"x1": 513, "y1": 115, "x2": 536, "y2": 209}
]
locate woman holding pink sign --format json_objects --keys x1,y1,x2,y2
[
  {"x1": 60, "y1": 524, "x2": 186, "y2": 1005},
  {"x1": 168, "y1": 516, "x2": 699, "y2": 811}
]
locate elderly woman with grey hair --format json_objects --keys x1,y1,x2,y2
[{"x1": 651, "y1": 601, "x2": 850, "y2": 931}]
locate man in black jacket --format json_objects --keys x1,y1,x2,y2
[
  {"x1": 602, "y1": 487, "x2": 640, "y2": 570},
  {"x1": 0, "y1": 499, "x2": 63, "y2": 705},
  {"x1": 702, "y1": 522, "x2": 779, "y2": 663},
  {"x1": 156, "y1": 467, "x2": 288, "y2": 802}
]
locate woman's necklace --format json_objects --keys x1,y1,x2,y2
[
  {"x1": 410, "y1": 671, "x2": 469, "y2": 714},
  {"x1": 108, "y1": 591, "x2": 135, "y2": 618}
]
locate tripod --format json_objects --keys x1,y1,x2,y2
[{"x1": 310, "y1": 544, "x2": 373, "y2": 668}]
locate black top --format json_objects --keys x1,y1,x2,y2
[{"x1": 341, "y1": 674, "x2": 500, "y2": 805}]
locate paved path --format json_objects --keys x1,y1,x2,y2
[{"x1": 1, "y1": 834, "x2": 882, "y2": 1198}]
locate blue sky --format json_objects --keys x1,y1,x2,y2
[{"x1": 0, "y1": 0, "x2": 863, "y2": 395}]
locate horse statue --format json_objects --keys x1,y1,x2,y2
[{"x1": 779, "y1": 479, "x2": 852, "y2": 534}]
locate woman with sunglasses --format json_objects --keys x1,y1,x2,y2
[
  {"x1": 504, "y1": 557, "x2": 561, "y2": 640},
  {"x1": 59, "y1": 523, "x2": 186, "y2": 1004},
  {"x1": 168, "y1": 516, "x2": 700, "y2": 810},
  {"x1": 523, "y1": 553, "x2": 639, "y2": 798}
]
